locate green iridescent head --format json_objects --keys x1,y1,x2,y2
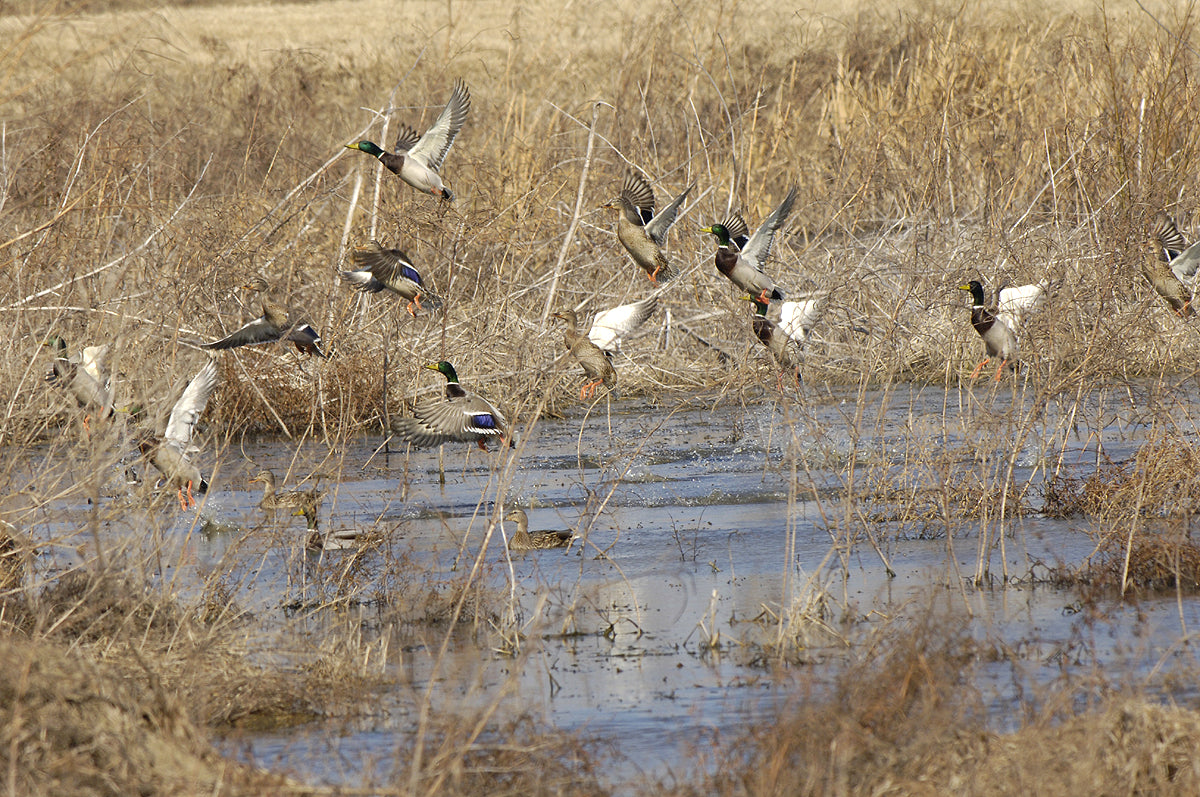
[
  {"x1": 958, "y1": 280, "x2": 985, "y2": 305},
  {"x1": 425, "y1": 361, "x2": 460, "y2": 383},
  {"x1": 740, "y1": 295, "x2": 769, "y2": 315},
  {"x1": 702, "y1": 223, "x2": 731, "y2": 246},
  {"x1": 346, "y1": 140, "x2": 385, "y2": 158}
]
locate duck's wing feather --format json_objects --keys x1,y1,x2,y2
[
  {"x1": 392, "y1": 122, "x2": 421, "y2": 154},
  {"x1": 645, "y1": 183, "x2": 694, "y2": 246},
  {"x1": 164, "y1": 360, "x2": 218, "y2": 448},
  {"x1": 588, "y1": 296, "x2": 658, "y2": 352},
  {"x1": 1170, "y1": 239, "x2": 1200, "y2": 286},
  {"x1": 407, "y1": 79, "x2": 471, "y2": 172},
  {"x1": 200, "y1": 316, "x2": 282, "y2": 350},
  {"x1": 996, "y1": 282, "x2": 1047, "y2": 333},
  {"x1": 1153, "y1": 211, "x2": 1187, "y2": 259},
  {"x1": 739, "y1": 186, "x2": 797, "y2": 271},
  {"x1": 619, "y1": 172, "x2": 656, "y2": 226},
  {"x1": 348, "y1": 241, "x2": 425, "y2": 287},
  {"x1": 394, "y1": 394, "x2": 506, "y2": 445},
  {"x1": 776, "y1": 295, "x2": 825, "y2": 344}
]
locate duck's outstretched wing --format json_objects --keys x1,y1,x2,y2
[
  {"x1": 164, "y1": 360, "x2": 218, "y2": 448},
  {"x1": 407, "y1": 79, "x2": 471, "y2": 172}
]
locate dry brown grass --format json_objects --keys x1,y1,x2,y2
[
  {"x1": 5, "y1": 0, "x2": 1200, "y2": 440},
  {"x1": 667, "y1": 615, "x2": 1200, "y2": 796},
  {"x1": 10, "y1": 0, "x2": 1200, "y2": 792}
]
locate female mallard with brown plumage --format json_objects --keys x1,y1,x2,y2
[
  {"x1": 390, "y1": 361, "x2": 510, "y2": 451},
  {"x1": 1145, "y1": 212, "x2": 1199, "y2": 317},
  {"x1": 340, "y1": 241, "x2": 442, "y2": 317},
  {"x1": 250, "y1": 469, "x2": 322, "y2": 517},
  {"x1": 603, "y1": 171, "x2": 693, "y2": 284},
  {"x1": 702, "y1": 186, "x2": 797, "y2": 303},
  {"x1": 504, "y1": 509, "x2": 575, "y2": 551},
  {"x1": 201, "y1": 277, "x2": 325, "y2": 357},
  {"x1": 552, "y1": 309, "x2": 616, "y2": 399},
  {"x1": 586, "y1": 295, "x2": 658, "y2": 355},
  {"x1": 44, "y1": 336, "x2": 114, "y2": 425},
  {"x1": 345, "y1": 80, "x2": 471, "y2": 201},
  {"x1": 138, "y1": 359, "x2": 219, "y2": 510}
]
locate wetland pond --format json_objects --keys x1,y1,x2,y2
[{"x1": 27, "y1": 380, "x2": 1200, "y2": 791}]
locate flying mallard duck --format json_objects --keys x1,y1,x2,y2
[
  {"x1": 250, "y1": 469, "x2": 322, "y2": 517},
  {"x1": 345, "y1": 79, "x2": 471, "y2": 201},
  {"x1": 504, "y1": 508, "x2": 575, "y2": 551},
  {"x1": 744, "y1": 293, "x2": 826, "y2": 385},
  {"x1": 43, "y1": 336, "x2": 114, "y2": 425},
  {"x1": 586, "y1": 295, "x2": 658, "y2": 355},
  {"x1": 1144, "y1": 212, "x2": 1200, "y2": 317},
  {"x1": 702, "y1": 186, "x2": 797, "y2": 303},
  {"x1": 602, "y1": 171, "x2": 694, "y2": 284},
  {"x1": 958, "y1": 280, "x2": 1046, "y2": 380},
  {"x1": 201, "y1": 277, "x2": 326, "y2": 357},
  {"x1": 552, "y1": 309, "x2": 616, "y2": 399},
  {"x1": 138, "y1": 359, "x2": 219, "y2": 510},
  {"x1": 340, "y1": 241, "x2": 442, "y2": 317},
  {"x1": 390, "y1": 361, "x2": 510, "y2": 451}
]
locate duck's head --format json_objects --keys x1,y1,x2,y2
[
  {"x1": 242, "y1": 276, "x2": 270, "y2": 293},
  {"x1": 702, "y1": 223, "x2": 732, "y2": 246},
  {"x1": 739, "y1": 295, "x2": 769, "y2": 316},
  {"x1": 293, "y1": 505, "x2": 319, "y2": 530},
  {"x1": 425, "y1": 361, "x2": 460, "y2": 383},
  {"x1": 551, "y1": 309, "x2": 579, "y2": 327},
  {"x1": 504, "y1": 508, "x2": 527, "y2": 523},
  {"x1": 249, "y1": 470, "x2": 274, "y2": 487},
  {"x1": 958, "y1": 280, "x2": 985, "y2": 305},
  {"x1": 41, "y1": 335, "x2": 67, "y2": 354},
  {"x1": 346, "y1": 140, "x2": 385, "y2": 158}
]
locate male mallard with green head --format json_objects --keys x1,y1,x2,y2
[
  {"x1": 552, "y1": 309, "x2": 616, "y2": 400},
  {"x1": 958, "y1": 279, "x2": 1046, "y2": 380},
  {"x1": 345, "y1": 79, "x2": 471, "y2": 201},
  {"x1": 340, "y1": 241, "x2": 442, "y2": 317},
  {"x1": 294, "y1": 506, "x2": 376, "y2": 552},
  {"x1": 504, "y1": 509, "x2": 575, "y2": 551},
  {"x1": 744, "y1": 293, "x2": 825, "y2": 385},
  {"x1": 702, "y1": 186, "x2": 797, "y2": 304},
  {"x1": 390, "y1": 361, "x2": 510, "y2": 451},
  {"x1": 201, "y1": 277, "x2": 326, "y2": 357},
  {"x1": 1145, "y1": 212, "x2": 1199, "y2": 317},
  {"x1": 602, "y1": 171, "x2": 694, "y2": 284},
  {"x1": 138, "y1": 359, "x2": 219, "y2": 510}
]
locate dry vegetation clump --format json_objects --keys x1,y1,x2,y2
[
  {"x1": 0, "y1": 637, "x2": 297, "y2": 797},
  {"x1": 19, "y1": 568, "x2": 184, "y2": 642},
  {"x1": 389, "y1": 713, "x2": 611, "y2": 797},
  {"x1": 1042, "y1": 434, "x2": 1200, "y2": 520},
  {"x1": 668, "y1": 617, "x2": 1200, "y2": 796}
]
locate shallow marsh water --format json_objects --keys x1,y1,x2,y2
[{"x1": 22, "y1": 379, "x2": 1200, "y2": 791}]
